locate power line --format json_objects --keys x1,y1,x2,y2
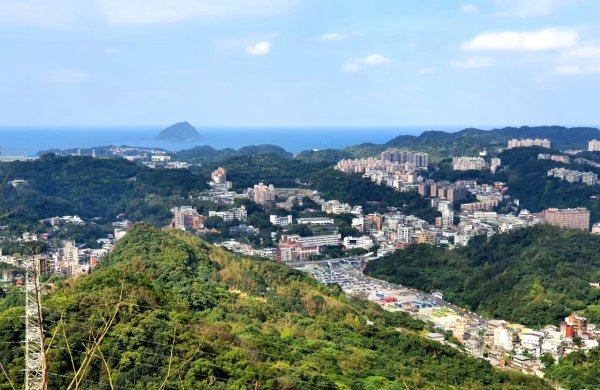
[
  {"x1": 2, "y1": 314, "x2": 346, "y2": 390},
  {"x1": 4, "y1": 297, "x2": 409, "y2": 373},
  {"x1": 44, "y1": 334, "x2": 342, "y2": 389},
  {"x1": 4, "y1": 313, "x2": 472, "y2": 389},
  {"x1": 32, "y1": 302, "x2": 335, "y2": 359},
  {"x1": 1, "y1": 312, "x2": 332, "y2": 369}
]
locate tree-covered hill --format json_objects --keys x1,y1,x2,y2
[
  {"x1": 294, "y1": 149, "x2": 354, "y2": 163},
  {"x1": 200, "y1": 154, "x2": 328, "y2": 189},
  {"x1": 0, "y1": 154, "x2": 209, "y2": 225},
  {"x1": 0, "y1": 225, "x2": 549, "y2": 389},
  {"x1": 544, "y1": 346, "x2": 600, "y2": 389},
  {"x1": 497, "y1": 147, "x2": 600, "y2": 222},
  {"x1": 175, "y1": 144, "x2": 293, "y2": 163},
  {"x1": 310, "y1": 126, "x2": 600, "y2": 162},
  {"x1": 365, "y1": 225, "x2": 600, "y2": 327},
  {"x1": 429, "y1": 146, "x2": 600, "y2": 223},
  {"x1": 385, "y1": 126, "x2": 600, "y2": 157},
  {"x1": 305, "y1": 169, "x2": 440, "y2": 223}
]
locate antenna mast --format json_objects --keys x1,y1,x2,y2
[{"x1": 25, "y1": 255, "x2": 47, "y2": 390}]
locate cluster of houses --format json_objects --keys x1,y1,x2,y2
[
  {"x1": 181, "y1": 163, "x2": 550, "y2": 262},
  {"x1": 0, "y1": 216, "x2": 131, "y2": 281}
]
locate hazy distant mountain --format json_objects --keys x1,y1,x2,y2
[
  {"x1": 175, "y1": 144, "x2": 293, "y2": 162},
  {"x1": 156, "y1": 121, "x2": 201, "y2": 142},
  {"x1": 340, "y1": 125, "x2": 600, "y2": 162}
]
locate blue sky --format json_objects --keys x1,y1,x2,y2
[{"x1": 1, "y1": 0, "x2": 600, "y2": 127}]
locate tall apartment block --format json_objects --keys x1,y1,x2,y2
[
  {"x1": 380, "y1": 150, "x2": 429, "y2": 168},
  {"x1": 507, "y1": 138, "x2": 551, "y2": 149},
  {"x1": 211, "y1": 167, "x2": 227, "y2": 184},
  {"x1": 588, "y1": 139, "x2": 600, "y2": 152},
  {"x1": 253, "y1": 183, "x2": 276, "y2": 205},
  {"x1": 541, "y1": 207, "x2": 590, "y2": 231}
]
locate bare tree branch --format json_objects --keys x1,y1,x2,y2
[{"x1": 0, "y1": 361, "x2": 16, "y2": 390}]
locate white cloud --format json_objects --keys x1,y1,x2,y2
[
  {"x1": 363, "y1": 54, "x2": 391, "y2": 65},
  {"x1": 496, "y1": 0, "x2": 563, "y2": 17},
  {"x1": 451, "y1": 57, "x2": 495, "y2": 69},
  {"x1": 320, "y1": 33, "x2": 346, "y2": 42},
  {"x1": 47, "y1": 69, "x2": 90, "y2": 83},
  {"x1": 0, "y1": 0, "x2": 299, "y2": 27},
  {"x1": 246, "y1": 41, "x2": 271, "y2": 56},
  {"x1": 462, "y1": 28, "x2": 578, "y2": 51},
  {"x1": 461, "y1": 4, "x2": 478, "y2": 13},
  {"x1": 419, "y1": 67, "x2": 437, "y2": 75},
  {"x1": 343, "y1": 54, "x2": 391, "y2": 72}
]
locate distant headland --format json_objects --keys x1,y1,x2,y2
[{"x1": 155, "y1": 121, "x2": 201, "y2": 142}]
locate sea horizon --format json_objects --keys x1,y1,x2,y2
[{"x1": 0, "y1": 125, "x2": 462, "y2": 156}]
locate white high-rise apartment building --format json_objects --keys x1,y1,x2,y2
[
  {"x1": 507, "y1": 138, "x2": 551, "y2": 149},
  {"x1": 397, "y1": 226, "x2": 414, "y2": 243},
  {"x1": 452, "y1": 157, "x2": 487, "y2": 171},
  {"x1": 588, "y1": 140, "x2": 600, "y2": 152},
  {"x1": 62, "y1": 240, "x2": 79, "y2": 264}
]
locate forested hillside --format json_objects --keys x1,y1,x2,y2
[
  {"x1": 545, "y1": 347, "x2": 600, "y2": 389},
  {"x1": 175, "y1": 144, "x2": 293, "y2": 163},
  {"x1": 429, "y1": 146, "x2": 600, "y2": 222},
  {"x1": 200, "y1": 154, "x2": 328, "y2": 189},
  {"x1": 384, "y1": 126, "x2": 600, "y2": 158},
  {"x1": 0, "y1": 225, "x2": 548, "y2": 389},
  {"x1": 312, "y1": 126, "x2": 600, "y2": 162},
  {"x1": 365, "y1": 225, "x2": 600, "y2": 327},
  {"x1": 0, "y1": 154, "x2": 208, "y2": 226},
  {"x1": 305, "y1": 169, "x2": 440, "y2": 222},
  {"x1": 497, "y1": 147, "x2": 600, "y2": 221}
]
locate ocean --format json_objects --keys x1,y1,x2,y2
[{"x1": 0, "y1": 126, "x2": 458, "y2": 156}]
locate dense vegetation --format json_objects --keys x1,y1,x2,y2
[
  {"x1": 0, "y1": 154, "x2": 208, "y2": 226},
  {"x1": 497, "y1": 147, "x2": 600, "y2": 222},
  {"x1": 428, "y1": 146, "x2": 600, "y2": 222},
  {"x1": 294, "y1": 149, "x2": 354, "y2": 163},
  {"x1": 305, "y1": 169, "x2": 440, "y2": 223},
  {"x1": 302, "y1": 126, "x2": 600, "y2": 162},
  {"x1": 544, "y1": 347, "x2": 600, "y2": 389},
  {"x1": 365, "y1": 225, "x2": 600, "y2": 327},
  {"x1": 177, "y1": 145, "x2": 293, "y2": 163},
  {"x1": 0, "y1": 225, "x2": 549, "y2": 389},
  {"x1": 201, "y1": 155, "x2": 328, "y2": 189}
]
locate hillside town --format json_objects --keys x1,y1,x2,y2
[
  {"x1": 168, "y1": 145, "x2": 599, "y2": 264},
  {"x1": 0, "y1": 216, "x2": 131, "y2": 281},
  {"x1": 296, "y1": 260, "x2": 600, "y2": 376},
  {"x1": 2, "y1": 140, "x2": 600, "y2": 384}
]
